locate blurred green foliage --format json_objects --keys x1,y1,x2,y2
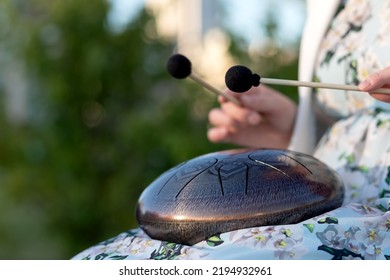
[{"x1": 0, "y1": 0, "x2": 299, "y2": 259}]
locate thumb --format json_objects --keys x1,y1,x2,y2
[{"x1": 359, "y1": 67, "x2": 390, "y2": 91}]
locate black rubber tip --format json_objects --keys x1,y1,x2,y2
[
  {"x1": 166, "y1": 54, "x2": 192, "y2": 79},
  {"x1": 225, "y1": 65, "x2": 261, "y2": 93}
]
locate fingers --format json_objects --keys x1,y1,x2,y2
[
  {"x1": 207, "y1": 97, "x2": 262, "y2": 144},
  {"x1": 359, "y1": 67, "x2": 390, "y2": 103},
  {"x1": 207, "y1": 127, "x2": 229, "y2": 143},
  {"x1": 208, "y1": 106, "x2": 261, "y2": 130},
  {"x1": 359, "y1": 66, "x2": 390, "y2": 91}
]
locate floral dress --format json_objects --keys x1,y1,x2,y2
[{"x1": 72, "y1": 0, "x2": 390, "y2": 260}]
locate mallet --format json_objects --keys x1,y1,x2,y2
[{"x1": 225, "y1": 65, "x2": 390, "y2": 94}]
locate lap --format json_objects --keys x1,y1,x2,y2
[
  {"x1": 72, "y1": 108, "x2": 390, "y2": 260},
  {"x1": 72, "y1": 203, "x2": 390, "y2": 260}
]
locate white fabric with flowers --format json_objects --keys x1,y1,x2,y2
[{"x1": 314, "y1": 0, "x2": 390, "y2": 118}]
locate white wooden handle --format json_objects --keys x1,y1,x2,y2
[{"x1": 261, "y1": 78, "x2": 390, "y2": 94}]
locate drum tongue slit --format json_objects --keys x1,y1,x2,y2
[{"x1": 253, "y1": 159, "x2": 293, "y2": 180}]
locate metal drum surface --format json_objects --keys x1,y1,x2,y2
[{"x1": 136, "y1": 149, "x2": 344, "y2": 245}]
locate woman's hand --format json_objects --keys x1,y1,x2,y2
[
  {"x1": 359, "y1": 66, "x2": 390, "y2": 103},
  {"x1": 207, "y1": 85, "x2": 297, "y2": 149}
]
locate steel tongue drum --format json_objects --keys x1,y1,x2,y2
[{"x1": 136, "y1": 148, "x2": 344, "y2": 245}]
